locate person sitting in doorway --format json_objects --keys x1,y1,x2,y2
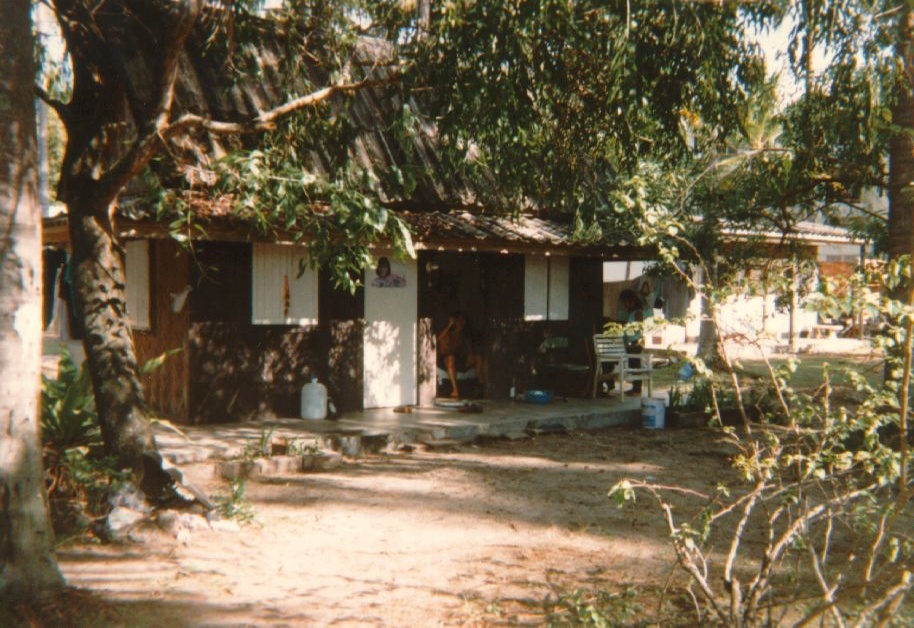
[{"x1": 437, "y1": 311, "x2": 487, "y2": 399}]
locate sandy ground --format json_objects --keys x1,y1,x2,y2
[{"x1": 50, "y1": 426, "x2": 737, "y2": 626}]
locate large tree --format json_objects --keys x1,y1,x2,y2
[
  {"x1": 641, "y1": 0, "x2": 897, "y2": 361},
  {"x1": 0, "y1": 0, "x2": 64, "y2": 601},
  {"x1": 41, "y1": 0, "x2": 407, "y2": 490}
]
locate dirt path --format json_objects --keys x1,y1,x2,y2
[{"x1": 53, "y1": 426, "x2": 736, "y2": 626}]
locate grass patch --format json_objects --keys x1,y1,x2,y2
[{"x1": 734, "y1": 353, "x2": 883, "y2": 390}]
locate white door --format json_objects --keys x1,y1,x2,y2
[{"x1": 363, "y1": 256, "x2": 417, "y2": 408}]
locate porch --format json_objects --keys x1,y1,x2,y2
[{"x1": 154, "y1": 396, "x2": 649, "y2": 464}]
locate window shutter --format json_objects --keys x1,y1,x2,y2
[
  {"x1": 524, "y1": 255, "x2": 569, "y2": 321},
  {"x1": 124, "y1": 240, "x2": 150, "y2": 330},
  {"x1": 252, "y1": 243, "x2": 318, "y2": 325}
]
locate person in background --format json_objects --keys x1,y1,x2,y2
[{"x1": 437, "y1": 311, "x2": 487, "y2": 398}]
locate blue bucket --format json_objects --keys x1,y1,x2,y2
[{"x1": 525, "y1": 389, "x2": 553, "y2": 405}]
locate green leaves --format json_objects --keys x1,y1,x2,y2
[
  {"x1": 139, "y1": 348, "x2": 182, "y2": 376},
  {"x1": 608, "y1": 480, "x2": 636, "y2": 507},
  {"x1": 410, "y1": 0, "x2": 761, "y2": 224},
  {"x1": 41, "y1": 347, "x2": 100, "y2": 451},
  {"x1": 211, "y1": 144, "x2": 414, "y2": 292}
]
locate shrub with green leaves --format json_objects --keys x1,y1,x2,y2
[
  {"x1": 546, "y1": 587, "x2": 644, "y2": 627},
  {"x1": 40, "y1": 347, "x2": 100, "y2": 451},
  {"x1": 610, "y1": 261, "x2": 913, "y2": 625},
  {"x1": 53, "y1": 448, "x2": 129, "y2": 516},
  {"x1": 41, "y1": 347, "x2": 180, "y2": 523},
  {"x1": 215, "y1": 478, "x2": 255, "y2": 525}
]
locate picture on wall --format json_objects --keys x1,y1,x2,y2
[{"x1": 371, "y1": 256, "x2": 407, "y2": 288}]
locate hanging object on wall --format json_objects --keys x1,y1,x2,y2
[
  {"x1": 170, "y1": 285, "x2": 192, "y2": 313},
  {"x1": 283, "y1": 274, "x2": 291, "y2": 319}
]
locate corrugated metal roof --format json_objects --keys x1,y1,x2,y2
[
  {"x1": 397, "y1": 210, "x2": 650, "y2": 256},
  {"x1": 163, "y1": 31, "x2": 488, "y2": 211},
  {"x1": 723, "y1": 220, "x2": 861, "y2": 245}
]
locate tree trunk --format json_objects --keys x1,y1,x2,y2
[
  {"x1": 787, "y1": 257, "x2": 799, "y2": 354},
  {"x1": 65, "y1": 196, "x2": 166, "y2": 492},
  {"x1": 696, "y1": 254, "x2": 726, "y2": 367},
  {"x1": 888, "y1": 3, "x2": 914, "y2": 388},
  {"x1": 49, "y1": 0, "x2": 178, "y2": 491},
  {"x1": 0, "y1": 0, "x2": 65, "y2": 599},
  {"x1": 890, "y1": 4, "x2": 914, "y2": 277}
]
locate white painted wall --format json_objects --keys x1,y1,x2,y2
[{"x1": 364, "y1": 256, "x2": 417, "y2": 408}]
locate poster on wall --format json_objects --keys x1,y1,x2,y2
[{"x1": 370, "y1": 256, "x2": 407, "y2": 288}]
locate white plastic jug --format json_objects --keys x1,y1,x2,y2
[{"x1": 300, "y1": 377, "x2": 328, "y2": 420}]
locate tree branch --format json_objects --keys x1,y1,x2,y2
[
  {"x1": 165, "y1": 76, "x2": 392, "y2": 137},
  {"x1": 33, "y1": 84, "x2": 70, "y2": 125},
  {"x1": 96, "y1": 0, "x2": 200, "y2": 201},
  {"x1": 101, "y1": 66, "x2": 394, "y2": 206}
]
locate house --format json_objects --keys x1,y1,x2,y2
[
  {"x1": 43, "y1": 209, "x2": 650, "y2": 423},
  {"x1": 39, "y1": 20, "x2": 660, "y2": 423},
  {"x1": 601, "y1": 221, "x2": 865, "y2": 350}
]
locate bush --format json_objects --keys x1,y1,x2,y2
[
  {"x1": 40, "y1": 348, "x2": 130, "y2": 534},
  {"x1": 610, "y1": 264, "x2": 914, "y2": 625},
  {"x1": 41, "y1": 346, "x2": 100, "y2": 451},
  {"x1": 41, "y1": 346, "x2": 183, "y2": 525}
]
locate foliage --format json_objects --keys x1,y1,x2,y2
[
  {"x1": 41, "y1": 347, "x2": 180, "y2": 517},
  {"x1": 48, "y1": 448, "x2": 129, "y2": 518},
  {"x1": 545, "y1": 586, "x2": 644, "y2": 627},
  {"x1": 241, "y1": 429, "x2": 274, "y2": 461},
  {"x1": 40, "y1": 347, "x2": 100, "y2": 451},
  {"x1": 609, "y1": 264, "x2": 913, "y2": 625},
  {"x1": 215, "y1": 478, "x2": 256, "y2": 525},
  {"x1": 668, "y1": 377, "x2": 715, "y2": 416},
  {"x1": 211, "y1": 148, "x2": 415, "y2": 293},
  {"x1": 240, "y1": 431, "x2": 321, "y2": 459},
  {"x1": 411, "y1": 1, "x2": 765, "y2": 228},
  {"x1": 285, "y1": 438, "x2": 321, "y2": 456}
]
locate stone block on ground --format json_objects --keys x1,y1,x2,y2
[
  {"x1": 319, "y1": 432, "x2": 364, "y2": 456},
  {"x1": 219, "y1": 460, "x2": 254, "y2": 481},
  {"x1": 422, "y1": 439, "x2": 462, "y2": 451},
  {"x1": 252, "y1": 455, "x2": 303, "y2": 477},
  {"x1": 220, "y1": 452, "x2": 341, "y2": 479},
  {"x1": 441, "y1": 425, "x2": 481, "y2": 442},
  {"x1": 303, "y1": 451, "x2": 342, "y2": 471},
  {"x1": 100, "y1": 506, "x2": 147, "y2": 542},
  {"x1": 526, "y1": 419, "x2": 569, "y2": 436},
  {"x1": 360, "y1": 432, "x2": 391, "y2": 454}
]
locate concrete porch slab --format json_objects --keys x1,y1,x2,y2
[{"x1": 154, "y1": 396, "x2": 652, "y2": 465}]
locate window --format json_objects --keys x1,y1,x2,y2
[
  {"x1": 524, "y1": 255, "x2": 569, "y2": 321},
  {"x1": 251, "y1": 243, "x2": 318, "y2": 325},
  {"x1": 124, "y1": 240, "x2": 150, "y2": 330}
]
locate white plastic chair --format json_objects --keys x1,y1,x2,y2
[{"x1": 592, "y1": 334, "x2": 653, "y2": 397}]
